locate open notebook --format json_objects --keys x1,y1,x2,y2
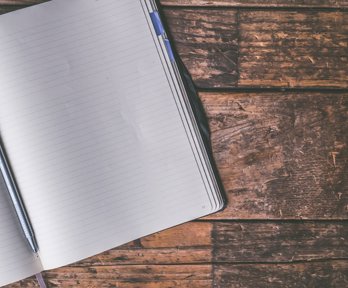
[{"x1": 0, "y1": 0, "x2": 225, "y2": 286}]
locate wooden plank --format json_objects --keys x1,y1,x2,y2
[
  {"x1": 77, "y1": 247, "x2": 211, "y2": 266},
  {"x1": 44, "y1": 265, "x2": 211, "y2": 286},
  {"x1": 214, "y1": 261, "x2": 348, "y2": 288},
  {"x1": 163, "y1": 9, "x2": 239, "y2": 88},
  {"x1": 201, "y1": 92, "x2": 348, "y2": 219},
  {"x1": 161, "y1": 0, "x2": 348, "y2": 8},
  {"x1": 239, "y1": 11, "x2": 348, "y2": 88},
  {"x1": 141, "y1": 222, "x2": 212, "y2": 248},
  {"x1": 213, "y1": 222, "x2": 348, "y2": 262},
  {"x1": 4, "y1": 277, "x2": 38, "y2": 288},
  {"x1": 5, "y1": 265, "x2": 212, "y2": 288},
  {"x1": 165, "y1": 9, "x2": 348, "y2": 88}
]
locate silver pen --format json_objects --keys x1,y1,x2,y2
[{"x1": 0, "y1": 139, "x2": 38, "y2": 253}]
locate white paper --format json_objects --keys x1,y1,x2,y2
[{"x1": 0, "y1": 0, "x2": 214, "y2": 270}]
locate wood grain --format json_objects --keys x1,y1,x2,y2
[
  {"x1": 140, "y1": 222, "x2": 212, "y2": 248},
  {"x1": 75, "y1": 247, "x2": 211, "y2": 266},
  {"x1": 213, "y1": 222, "x2": 348, "y2": 262},
  {"x1": 163, "y1": 9, "x2": 239, "y2": 88},
  {"x1": 201, "y1": 92, "x2": 348, "y2": 219},
  {"x1": 6, "y1": 265, "x2": 212, "y2": 288},
  {"x1": 164, "y1": 9, "x2": 348, "y2": 88},
  {"x1": 238, "y1": 11, "x2": 348, "y2": 88},
  {"x1": 214, "y1": 261, "x2": 348, "y2": 288},
  {"x1": 161, "y1": 0, "x2": 348, "y2": 8},
  {"x1": 5, "y1": 277, "x2": 38, "y2": 288}
]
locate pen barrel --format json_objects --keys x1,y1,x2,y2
[
  {"x1": 0, "y1": 143, "x2": 37, "y2": 249},
  {"x1": 3, "y1": 177, "x2": 32, "y2": 239}
]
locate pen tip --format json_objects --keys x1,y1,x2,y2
[{"x1": 28, "y1": 238, "x2": 38, "y2": 253}]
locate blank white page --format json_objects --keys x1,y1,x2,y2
[
  {"x1": 0, "y1": 0, "x2": 213, "y2": 269},
  {"x1": 0, "y1": 178, "x2": 42, "y2": 286}
]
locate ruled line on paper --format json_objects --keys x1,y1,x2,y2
[{"x1": 0, "y1": 0, "x2": 213, "y2": 270}]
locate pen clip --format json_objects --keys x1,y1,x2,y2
[
  {"x1": 150, "y1": 11, "x2": 164, "y2": 36},
  {"x1": 150, "y1": 11, "x2": 175, "y2": 62}
]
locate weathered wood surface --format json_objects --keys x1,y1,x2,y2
[
  {"x1": 43, "y1": 265, "x2": 212, "y2": 288},
  {"x1": 214, "y1": 261, "x2": 348, "y2": 288},
  {"x1": 161, "y1": 0, "x2": 348, "y2": 8},
  {"x1": 164, "y1": 9, "x2": 240, "y2": 88},
  {"x1": 213, "y1": 222, "x2": 348, "y2": 262},
  {"x1": 1, "y1": 1, "x2": 348, "y2": 287},
  {"x1": 8, "y1": 266, "x2": 213, "y2": 288},
  {"x1": 164, "y1": 9, "x2": 348, "y2": 88},
  {"x1": 9, "y1": 261, "x2": 348, "y2": 288},
  {"x1": 238, "y1": 11, "x2": 348, "y2": 88},
  {"x1": 202, "y1": 92, "x2": 348, "y2": 219}
]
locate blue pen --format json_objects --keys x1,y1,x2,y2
[
  {"x1": 150, "y1": 10, "x2": 175, "y2": 62},
  {"x1": 0, "y1": 138, "x2": 38, "y2": 253}
]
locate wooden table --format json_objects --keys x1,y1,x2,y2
[{"x1": 3, "y1": 0, "x2": 348, "y2": 287}]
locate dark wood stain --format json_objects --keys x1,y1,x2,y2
[
  {"x1": 163, "y1": 9, "x2": 348, "y2": 89},
  {"x1": 163, "y1": 8, "x2": 239, "y2": 88},
  {"x1": 161, "y1": 0, "x2": 348, "y2": 8},
  {"x1": 238, "y1": 11, "x2": 348, "y2": 88},
  {"x1": 202, "y1": 92, "x2": 348, "y2": 219},
  {"x1": 213, "y1": 222, "x2": 348, "y2": 262},
  {"x1": 214, "y1": 261, "x2": 348, "y2": 288}
]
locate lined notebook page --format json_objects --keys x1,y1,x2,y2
[
  {"x1": 0, "y1": 0, "x2": 213, "y2": 269},
  {"x1": 0, "y1": 178, "x2": 42, "y2": 286}
]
